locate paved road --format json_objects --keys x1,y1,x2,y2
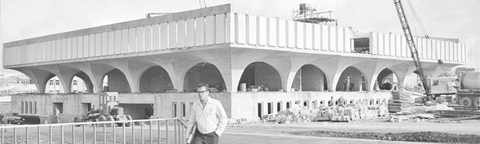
[{"x1": 220, "y1": 132, "x2": 425, "y2": 144}]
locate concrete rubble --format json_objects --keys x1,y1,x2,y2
[{"x1": 256, "y1": 101, "x2": 390, "y2": 124}]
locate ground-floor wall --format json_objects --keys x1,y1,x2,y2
[
  {"x1": 11, "y1": 93, "x2": 101, "y2": 123},
  {"x1": 9, "y1": 93, "x2": 232, "y2": 123},
  {"x1": 116, "y1": 93, "x2": 232, "y2": 120},
  {"x1": 230, "y1": 91, "x2": 392, "y2": 121},
  {"x1": 9, "y1": 91, "x2": 390, "y2": 123}
]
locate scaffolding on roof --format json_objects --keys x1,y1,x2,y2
[{"x1": 293, "y1": 3, "x2": 336, "y2": 24}]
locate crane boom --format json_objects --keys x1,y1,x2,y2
[{"x1": 393, "y1": 0, "x2": 431, "y2": 95}]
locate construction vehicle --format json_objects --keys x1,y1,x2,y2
[
  {"x1": 455, "y1": 71, "x2": 480, "y2": 106},
  {"x1": 393, "y1": 1, "x2": 480, "y2": 107},
  {"x1": 74, "y1": 92, "x2": 132, "y2": 126},
  {"x1": 393, "y1": 0, "x2": 433, "y2": 100}
]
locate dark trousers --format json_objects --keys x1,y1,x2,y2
[{"x1": 192, "y1": 129, "x2": 219, "y2": 144}]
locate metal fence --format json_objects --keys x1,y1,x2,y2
[{"x1": 0, "y1": 118, "x2": 187, "y2": 144}]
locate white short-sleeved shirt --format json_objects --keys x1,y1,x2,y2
[{"x1": 188, "y1": 97, "x2": 228, "y2": 136}]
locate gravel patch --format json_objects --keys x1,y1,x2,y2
[{"x1": 291, "y1": 131, "x2": 480, "y2": 144}]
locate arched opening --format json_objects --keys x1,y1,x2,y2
[
  {"x1": 291, "y1": 64, "x2": 328, "y2": 91},
  {"x1": 183, "y1": 62, "x2": 225, "y2": 92},
  {"x1": 45, "y1": 75, "x2": 60, "y2": 94},
  {"x1": 139, "y1": 66, "x2": 174, "y2": 93},
  {"x1": 404, "y1": 73, "x2": 423, "y2": 90},
  {"x1": 336, "y1": 66, "x2": 367, "y2": 91},
  {"x1": 238, "y1": 62, "x2": 282, "y2": 92},
  {"x1": 376, "y1": 68, "x2": 398, "y2": 90},
  {"x1": 103, "y1": 69, "x2": 130, "y2": 93},
  {"x1": 71, "y1": 71, "x2": 93, "y2": 93}
]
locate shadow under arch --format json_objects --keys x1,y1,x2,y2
[
  {"x1": 336, "y1": 66, "x2": 368, "y2": 91},
  {"x1": 238, "y1": 62, "x2": 282, "y2": 92},
  {"x1": 102, "y1": 69, "x2": 131, "y2": 93},
  {"x1": 70, "y1": 71, "x2": 94, "y2": 93},
  {"x1": 44, "y1": 74, "x2": 58, "y2": 93},
  {"x1": 139, "y1": 66, "x2": 174, "y2": 93},
  {"x1": 183, "y1": 62, "x2": 225, "y2": 92},
  {"x1": 291, "y1": 64, "x2": 328, "y2": 91},
  {"x1": 376, "y1": 68, "x2": 398, "y2": 90}
]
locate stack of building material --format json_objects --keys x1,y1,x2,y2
[
  {"x1": 434, "y1": 109, "x2": 480, "y2": 119},
  {"x1": 388, "y1": 91, "x2": 415, "y2": 113},
  {"x1": 314, "y1": 105, "x2": 387, "y2": 122}
]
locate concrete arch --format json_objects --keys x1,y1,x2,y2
[
  {"x1": 291, "y1": 64, "x2": 327, "y2": 91},
  {"x1": 139, "y1": 66, "x2": 174, "y2": 93},
  {"x1": 183, "y1": 62, "x2": 225, "y2": 92},
  {"x1": 376, "y1": 68, "x2": 398, "y2": 90},
  {"x1": 15, "y1": 66, "x2": 83, "y2": 94},
  {"x1": 96, "y1": 59, "x2": 156, "y2": 93},
  {"x1": 103, "y1": 69, "x2": 131, "y2": 93},
  {"x1": 388, "y1": 62, "x2": 417, "y2": 88},
  {"x1": 41, "y1": 73, "x2": 57, "y2": 93},
  {"x1": 13, "y1": 68, "x2": 54, "y2": 93},
  {"x1": 238, "y1": 62, "x2": 282, "y2": 92},
  {"x1": 72, "y1": 71, "x2": 93, "y2": 93},
  {"x1": 65, "y1": 62, "x2": 115, "y2": 93},
  {"x1": 336, "y1": 66, "x2": 368, "y2": 91},
  {"x1": 45, "y1": 76, "x2": 61, "y2": 93},
  {"x1": 140, "y1": 53, "x2": 204, "y2": 93},
  {"x1": 27, "y1": 65, "x2": 81, "y2": 93}
]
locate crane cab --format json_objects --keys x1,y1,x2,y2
[{"x1": 427, "y1": 76, "x2": 458, "y2": 97}]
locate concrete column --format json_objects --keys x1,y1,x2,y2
[
  {"x1": 356, "y1": 60, "x2": 404, "y2": 91},
  {"x1": 261, "y1": 56, "x2": 293, "y2": 92},
  {"x1": 36, "y1": 65, "x2": 80, "y2": 93},
  {"x1": 262, "y1": 102, "x2": 268, "y2": 116},
  {"x1": 119, "y1": 59, "x2": 155, "y2": 93},
  {"x1": 264, "y1": 54, "x2": 312, "y2": 93},
  {"x1": 15, "y1": 68, "x2": 52, "y2": 93},
  {"x1": 214, "y1": 49, "x2": 273, "y2": 92},
  {"x1": 272, "y1": 101, "x2": 278, "y2": 114},
  {"x1": 389, "y1": 63, "x2": 417, "y2": 88},
  {"x1": 74, "y1": 62, "x2": 114, "y2": 93},
  {"x1": 210, "y1": 56, "x2": 249, "y2": 93},
  {"x1": 56, "y1": 66, "x2": 81, "y2": 93},
  {"x1": 312, "y1": 57, "x2": 356, "y2": 92},
  {"x1": 358, "y1": 63, "x2": 382, "y2": 92},
  {"x1": 142, "y1": 56, "x2": 199, "y2": 93},
  {"x1": 319, "y1": 74, "x2": 325, "y2": 91},
  {"x1": 100, "y1": 59, "x2": 139, "y2": 93}
]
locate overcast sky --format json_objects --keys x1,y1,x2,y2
[{"x1": 1, "y1": 0, "x2": 479, "y2": 73}]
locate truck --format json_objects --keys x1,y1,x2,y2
[
  {"x1": 455, "y1": 71, "x2": 480, "y2": 106},
  {"x1": 393, "y1": 0, "x2": 459, "y2": 103},
  {"x1": 1, "y1": 112, "x2": 25, "y2": 124},
  {"x1": 427, "y1": 75, "x2": 458, "y2": 97},
  {"x1": 74, "y1": 92, "x2": 132, "y2": 126}
]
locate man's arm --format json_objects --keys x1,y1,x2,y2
[
  {"x1": 186, "y1": 102, "x2": 197, "y2": 136},
  {"x1": 215, "y1": 101, "x2": 228, "y2": 136}
]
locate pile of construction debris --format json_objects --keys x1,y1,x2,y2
[
  {"x1": 260, "y1": 100, "x2": 389, "y2": 124},
  {"x1": 387, "y1": 92, "x2": 480, "y2": 123},
  {"x1": 388, "y1": 91, "x2": 420, "y2": 113}
]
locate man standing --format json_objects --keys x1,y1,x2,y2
[
  {"x1": 54, "y1": 108, "x2": 60, "y2": 123},
  {"x1": 187, "y1": 83, "x2": 228, "y2": 144}
]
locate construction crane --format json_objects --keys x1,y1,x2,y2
[{"x1": 392, "y1": 0, "x2": 431, "y2": 97}]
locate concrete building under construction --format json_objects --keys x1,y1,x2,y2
[{"x1": 2, "y1": 4, "x2": 467, "y2": 121}]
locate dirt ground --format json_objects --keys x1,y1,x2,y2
[
  {"x1": 227, "y1": 119, "x2": 480, "y2": 135},
  {"x1": 1, "y1": 118, "x2": 479, "y2": 143},
  {"x1": 225, "y1": 118, "x2": 480, "y2": 143}
]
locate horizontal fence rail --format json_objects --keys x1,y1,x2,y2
[{"x1": 0, "y1": 118, "x2": 187, "y2": 144}]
